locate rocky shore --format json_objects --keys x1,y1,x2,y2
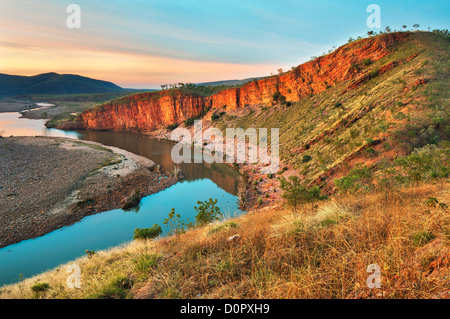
[{"x1": 0, "y1": 136, "x2": 177, "y2": 248}]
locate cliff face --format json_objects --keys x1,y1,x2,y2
[
  {"x1": 60, "y1": 32, "x2": 410, "y2": 131},
  {"x1": 59, "y1": 91, "x2": 208, "y2": 131}
]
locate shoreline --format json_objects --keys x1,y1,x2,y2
[{"x1": 0, "y1": 136, "x2": 178, "y2": 248}]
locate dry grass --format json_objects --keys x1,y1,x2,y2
[{"x1": 1, "y1": 181, "x2": 449, "y2": 299}]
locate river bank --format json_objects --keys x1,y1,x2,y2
[
  {"x1": 142, "y1": 122, "x2": 287, "y2": 211},
  {"x1": 0, "y1": 136, "x2": 177, "y2": 248}
]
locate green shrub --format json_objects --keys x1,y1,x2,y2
[
  {"x1": 184, "y1": 117, "x2": 195, "y2": 126},
  {"x1": 89, "y1": 287, "x2": 128, "y2": 299},
  {"x1": 280, "y1": 176, "x2": 326, "y2": 212},
  {"x1": 85, "y1": 249, "x2": 97, "y2": 258},
  {"x1": 368, "y1": 69, "x2": 379, "y2": 79},
  {"x1": 362, "y1": 58, "x2": 372, "y2": 66},
  {"x1": 194, "y1": 198, "x2": 223, "y2": 226},
  {"x1": 31, "y1": 282, "x2": 50, "y2": 299},
  {"x1": 133, "y1": 254, "x2": 161, "y2": 275},
  {"x1": 110, "y1": 276, "x2": 134, "y2": 290},
  {"x1": 133, "y1": 224, "x2": 162, "y2": 240},
  {"x1": 208, "y1": 221, "x2": 239, "y2": 235},
  {"x1": 167, "y1": 123, "x2": 179, "y2": 130},
  {"x1": 394, "y1": 145, "x2": 449, "y2": 183},
  {"x1": 302, "y1": 155, "x2": 312, "y2": 163},
  {"x1": 335, "y1": 165, "x2": 373, "y2": 194},
  {"x1": 163, "y1": 208, "x2": 190, "y2": 236}
]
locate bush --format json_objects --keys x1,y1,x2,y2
[
  {"x1": 257, "y1": 197, "x2": 263, "y2": 206},
  {"x1": 110, "y1": 276, "x2": 134, "y2": 290},
  {"x1": 133, "y1": 224, "x2": 162, "y2": 240},
  {"x1": 31, "y1": 282, "x2": 50, "y2": 299},
  {"x1": 194, "y1": 198, "x2": 223, "y2": 226},
  {"x1": 302, "y1": 155, "x2": 312, "y2": 163},
  {"x1": 334, "y1": 165, "x2": 373, "y2": 194},
  {"x1": 394, "y1": 145, "x2": 449, "y2": 183},
  {"x1": 362, "y1": 58, "x2": 372, "y2": 66},
  {"x1": 279, "y1": 176, "x2": 326, "y2": 212},
  {"x1": 368, "y1": 69, "x2": 379, "y2": 79},
  {"x1": 89, "y1": 287, "x2": 128, "y2": 299},
  {"x1": 184, "y1": 117, "x2": 195, "y2": 126},
  {"x1": 85, "y1": 249, "x2": 97, "y2": 258},
  {"x1": 167, "y1": 123, "x2": 179, "y2": 130},
  {"x1": 133, "y1": 254, "x2": 160, "y2": 275},
  {"x1": 163, "y1": 208, "x2": 190, "y2": 236},
  {"x1": 208, "y1": 221, "x2": 239, "y2": 235}
]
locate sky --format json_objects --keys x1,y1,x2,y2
[{"x1": 0, "y1": 0, "x2": 448, "y2": 89}]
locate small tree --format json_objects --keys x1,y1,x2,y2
[
  {"x1": 306, "y1": 186, "x2": 327, "y2": 209},
  {"x1": 413, "y1": 24, "x2": 420, "y2": 29},
  {"x1": 280, "y1": 176, "x2": 326, "y2": 212},
  {"x1": 163, "y1": 208, "x2": 190, "y2": 236},
  {"x1": 31, "y1": 282, "x2": 50, "y2": 299},
  {"x1": 194, "y1": 198, "x2": 222, "y2": 226},
  {"x1": 279, "y1": 176, "x2": 308, "y2": 213}
]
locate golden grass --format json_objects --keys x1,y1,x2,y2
[{"x1": 1, "y1": 181, "x2": 449, "y2": 299}]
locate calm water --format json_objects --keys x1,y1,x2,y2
[{"x1": 0, "y1": 112, "x2": 243, "y2": 286}]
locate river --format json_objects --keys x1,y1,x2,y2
[{"x1": 0, "y1": 112, "x2": 243, "y2": 286}]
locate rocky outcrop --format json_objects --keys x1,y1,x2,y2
[
  {"x1": 59, "y1": 32, "x2": 411, "y2": 132},
  {"x1": 58, "y1": 91, "x2": 209, "y2": 131}
]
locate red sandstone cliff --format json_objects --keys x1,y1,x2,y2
[{"x1": 59, "y1": 32, "x2": 410, "y2": 132}]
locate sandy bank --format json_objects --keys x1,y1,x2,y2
[{"x1": 0, "y1": 136, "x2": 177, "y2": 248}]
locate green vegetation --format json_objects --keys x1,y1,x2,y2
[
  {"x1": 166, "y1": 123, "x2": 179, "y2": 130},
  {"x1": 211, "y1": 31, "x2": 448, "y2": 194},
  {"x1": 85, "y1": 249, "x2": 97, "y2": 258},
  {"x1": 30, "y1": 282, "x2": 50, "y2": 299},
  {"x1": 133, "y1": 224, "x2": 162, "y2": 240},
  {"x1": 5, "y1": 181, "x2": 448, "y2": 299},
  {"x1": 335, "y1": 165, "x2": 374, "y2": 194},
  {"x1": 163, "y1": 208, "x2": 190, "y2": 236},
  {"x1": 279, "y1": 175, "x2": 326, "y2": 212},
  {"x1": 194, "y1": 198, "x2": 223, "y2": 226}
]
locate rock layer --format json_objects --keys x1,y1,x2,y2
[{"x1": 59, "y1": 32, "x2": 410, "y2": 132}]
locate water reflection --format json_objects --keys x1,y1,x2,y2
[
  {"x1": 77, "y1": 130, "x2": 241, "y2": 195},
  {"x1": 0, "y1": 112, "x2": 80, "y2": 139},
  {"x1": 0, "y1": 113, "x2": 241, "y2": 195}
]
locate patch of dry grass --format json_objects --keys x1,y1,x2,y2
[{"x1": 1, "y1": 181, "x2": 448, "y2": 299}]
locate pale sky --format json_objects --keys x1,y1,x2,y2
[{"x1": 0, "y1": 0, "x2": 448, "y2": 88}]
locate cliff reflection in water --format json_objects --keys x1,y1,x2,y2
[{"x1": 77, "y1": 130, "x2": 240, "y2": 195}]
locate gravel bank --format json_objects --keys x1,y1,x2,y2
[{"x1": 0, "y1": 136, "x2": 177, "y2": 248}]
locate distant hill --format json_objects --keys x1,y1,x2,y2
[{"x1": 0, "y1": 72, "x2": 126, "y2": 97}]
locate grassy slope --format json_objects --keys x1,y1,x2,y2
[
  {"x1": 1, "y1": 32, "x2": 448, "y2": 299},
  {"x1": 213, "y1": 32, "x2": 449, "y2": 190},
  {"x1": 1, "y1": 181, "x2": 448, "y2": 299}
]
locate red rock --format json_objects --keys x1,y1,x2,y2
[{"x1": 60, "y1": 33, "x2": 411, "y2": 132}]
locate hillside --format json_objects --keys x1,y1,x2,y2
[
  {"x1": 56, "y1": 32, "x2": 414, "y2": 131},
  {"x1": 0, "y1": 72, "x2": 126, "y2": 97},
  {"x1": 55, "y1": 31, "x2": 449, "y2": 197},
  {"x1": 1, "y1": 30, "x2": 449, "y2": 300},
  {"x1": 1, "y1": 181, "x2": 448, "y2": 299}
]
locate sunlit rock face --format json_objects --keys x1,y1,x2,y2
[{"x1": 60, "y1": 33, "x2": 409, "y2": 132}]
